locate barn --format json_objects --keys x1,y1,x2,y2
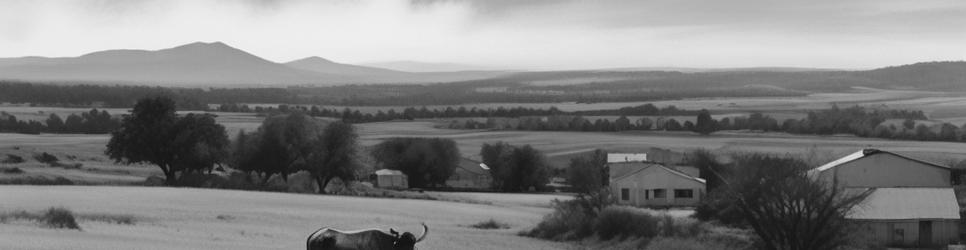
[
  {"x1": 850, "y1": 188, "x2": 960, "y2": 248},
  {"x1": 370, "y1": 169, "x2": 408, "y2": 189},
  {"x1": 609, "y1": 162, "x2": 705, "y2": 207},
  {"x1": 445, "y1": 158, "x2": 492, "y2": 190},
  {"x1": 810, "y1": 149, "x2": 960, "y2": 248}
]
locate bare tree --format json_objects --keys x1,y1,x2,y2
[{"x1": 716, "y1": 154, "x2": 869, "y2": 250}]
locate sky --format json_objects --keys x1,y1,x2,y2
[{"x1": 1, "y1": 0, "x2": 965, "y2": 70}]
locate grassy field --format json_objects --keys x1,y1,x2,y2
[{"x1": 0, "y1": 186, "x2": 573, "y2": 250}]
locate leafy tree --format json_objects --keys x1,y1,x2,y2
[
  {"x1": 241, "y1": 113, "x2": 322, "y2": 184},
  {"x1": 106, "y1": 97, "x2": 181, "y2": 185},
  {"x1": 45, "y1": 114, "x2": 64, "y2": 133},
  {"x1": 305, "y1": 121, "x2": 360, "y2": 193},
  {"x1": 168, "y1": 113, "x2": 229, "y2": 175},
  {"x1": 693, "y1": 109, "x2": 717, "y2": 135},
  {"x1": 481, "y1": 142, "x2": 551, "y2": 192},
  {"x1": 567, "y1": 149, "x2": 607, "y2": 194},
  {"x1": 371, "y1": 137, "x2": 460, "y2": 188}
]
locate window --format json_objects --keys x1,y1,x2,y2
[
  {"x1": 620, "y1": 188, "x2": 630, "y2": 201},
  {"x1": 674, "y1": 189, "x2": 694, "y2": 198},
  {"x1": 645, "y1": 189, "x2": 650, "y2": 200},
  {"x1": 653, "y1": 189, "x2": 666, "y2": 198}
]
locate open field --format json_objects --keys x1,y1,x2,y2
[
  {"x1": 357, "y1": 121, "x2": 966, "y2": 166},
  {"x1": 0, "y1": 186, "x2": 573, "y2": 250}
]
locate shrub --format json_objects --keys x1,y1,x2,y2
[
  {"x1": 81, "y1": 214, "x2": 135, "y2": 225},
  {"x1": 469, "y1": 219, "x2": 510, "y2": 230},
  {"x1": 33, "y1": 152, "x2": 59, "y2": 164},
  {"x1": 595, "y1": 206, "x2": 661, "y2": 241},
  {"x1": 2, "y1": 167, "x2": 24, "y2": 174},
  {"x1": 42, "y1": 207, "x2": 80, "y2": 230},
  {"x1": 522, "y1": 199, "x2": 595, "y2": 240},
  {"x1": 0, "y1": 176, "x2": 74, "y2": 185},
  {"x1": 661, "y1": 216, "x2": 706, "y2": 238},
  {"x1": 2, "y1": 154, "x2": 25, "y2": 164}
]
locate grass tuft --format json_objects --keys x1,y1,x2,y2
[{"x1": 469, "y1": 218, "x2": 511, "y2": 229}]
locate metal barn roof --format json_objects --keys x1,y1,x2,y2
[
  {"x1": 811, "y1": 148, "x2": 949, "y2": 173},
  {"x1": 848, "y1": 188, "x2": 960, "y2": 220},
  {"x1": 373, "y1": 169, "x2": 405, "y2": 176}
]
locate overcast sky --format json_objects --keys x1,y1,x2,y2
[{"x1": 2, "y1": 0, "x2": 965, "y2": 70}]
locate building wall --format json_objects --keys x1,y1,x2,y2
[
  {"x1": 376, "y1": 175, "x2": 408, "y2": 189},
  {"x1": 856, "y1": 220, "x2": 959, "y2": 247},
  {"x1": 817, "y1": 153, "x2": 951, "y2": 188},
  {"x1": 611, "y1": 167, "x2": 705, "y2": 207}
]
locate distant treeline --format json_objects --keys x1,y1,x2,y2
[
  {"x1": 0, "y1": 109, "x2": 119, "y2": 134},
  {"x1": 449, "y1": 105, "x2": 958, "y2": 142},
  {"x1": 217, "y1": 103, "x2": 699, "y2": 123},
  {"x1": 0, "y1": 80, "x2": 802, "y2": 109}
]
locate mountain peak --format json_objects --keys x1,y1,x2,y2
[{"x1": 292, "y1": 56, "x2": 335, "y2": 64}]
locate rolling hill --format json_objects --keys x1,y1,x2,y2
[{"x1": 0, "y1": 42, "x2": 351, "y2": 86}]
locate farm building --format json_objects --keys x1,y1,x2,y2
[
  {"x1": 810, "y1": 149, "x2": 960, "y2": 248},
  {"x1": 445, "y1": 158, "x2": 493, "y2": 190},
  {"x1": 607, "y1": 153, "x2": 647, "y2": 163},
  {"x1": 850, "y1": 188, "x2": 960, "y2": 248},
  {"x1": 608, "y1": 162, "x2": 705, "y2": 207},
  {"x1": 370, "y1": 169, "x2": 408, "y2": 189},
  {"x1": 808, "y1": 148, "x2": 951, "y2": 188}
]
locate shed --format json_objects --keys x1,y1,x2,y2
[
  {"x1": 445, "y1": 158, "x2": 493, "y2": 190},
  {"x1": 849, "y1": 188, "x2": 960, "y2": 248},
  {"x1": 609, "y1": 162, "x2": 705, "y2": 207},
  {"x1": 370, "y1": 169, "x2": 408, "y2": 189}
]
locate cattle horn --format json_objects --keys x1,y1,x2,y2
[{"x1": 415, "y1": 223, "x2": 428, "y2": 243}]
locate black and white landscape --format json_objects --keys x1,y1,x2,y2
[{"x1": 1, "y1": 1, "x2": 966, "y2": 250}]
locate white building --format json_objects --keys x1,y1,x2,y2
[{"x1": 609, "y1": 162, "x2": 705, "y2": 207}]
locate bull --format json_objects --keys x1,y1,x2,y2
[{"x1": 307, "y1": 223, "x2": 428, "y2": 250}]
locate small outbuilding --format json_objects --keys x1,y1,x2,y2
[
  {"x1": 370, "y1": 169, "x2": 408, "y2": 189},
  {"x1": 850, "y1": 188, "x2": 961, "y2": 248},
  {"x1": 445, "y1": 158, "x2": 493, "y2": 190},
  {"x1": 609, "y1": 162, "x2": 705, "y2": 207}
]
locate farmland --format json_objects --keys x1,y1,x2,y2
[{"x1": 0, "y1": 186, "x2": 573, "y2": 250}]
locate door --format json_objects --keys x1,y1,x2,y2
[{"x1": 919, "y1": 221, "x2": 932, "y2": 247}]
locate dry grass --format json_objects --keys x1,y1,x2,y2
[{"x1": 0, "y1": 186, "x2": 574, "y2": 250}]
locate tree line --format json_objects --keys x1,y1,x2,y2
[
  {"x1": 0, "y1": 109, "x2": 120, "y2": 134},
  {"x1": 450, "y1": 105, "x2": 962, "y2": 143},
  {"x1": 110, "y1": 97, "x2": 551, "y2": 192},
  {"x1": 218, "y1": 102, "x2": 698, "y2": 123}
]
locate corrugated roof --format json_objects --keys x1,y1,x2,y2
[
  {"x1": 374, "y1": 169, "x2": 405, "y2": 176},
  {"x1": 811, "y1": 148, "x2": 949, "y2": 173},
  {"x1": 611, "y1": 162, "x2": 706, "y2": 185},
  {"x1": 848, "y1": 188, "x2": 960, "y2": 220},
  {"x1": 457, "y1": 158, "x2": 489, "y2": 175}
]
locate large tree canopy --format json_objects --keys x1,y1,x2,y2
[
  {"x1": 106, "y1": 96, "x2": 228, "y2": 185},
  {"x1": 305, "y1": 121, "x2": 360, "y2": 193},
  {"x1": 481, "y1": 142, "x2": 551, "y2": 192},
  {"x1": 371, "y1": 137, "x2": 460, "y2": 188}
]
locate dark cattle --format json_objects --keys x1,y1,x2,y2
[{"x1": 307, "y1": 223, "x2": 428, "y2": 250}]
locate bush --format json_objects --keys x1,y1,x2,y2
[
  {"x1": 2, "y1": 154, "x2": 25, "y2": 164},
  {"x1": 42, "y1": 207, "x2": 80, "y2": 230},
  {"x1": 596, "y1": 206, "x2": 661, "y2": 240},
  {"x1": 522, "y1": 199, "x2": 595, "y2": 240},
  {"x1": 33, "y1": 152, "x2": 59, "y2": 164},
  {"x1": 469, "y1": 219, "x2": 510, "y2": 230},
  {"x1": 0, "y1": 176, "x2": 74, "y2": 185},
  {"x1": 2, "y1": 167, "x2": 24, "y2": 174}
]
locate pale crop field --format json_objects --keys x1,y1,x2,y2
[{"x1": 0, "y1": 186, "x2": 574, "y2": 250}]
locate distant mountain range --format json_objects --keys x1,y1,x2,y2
[
  {"x1": 360, "y1": 61, "x2": 501, "y2": 72},
  {"x1": 0, "y1": 42, "x2": 509, "y2": 86},
  {"x1": 0, "y1": 41, "x2": 963, "y2": 91}
]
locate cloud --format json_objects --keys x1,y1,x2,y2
[{"x1": 1, "y1": 0, "x2": 965, "y2": 69}]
